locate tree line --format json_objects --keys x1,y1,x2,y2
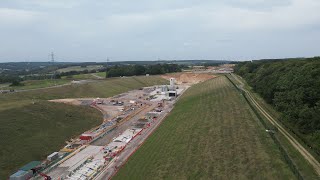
[
  {"x1": 106, "y1": 64, "x2": 182, "y2": 78},
  {"x1": 235, "y1": 57, "x2": 320, "y2": 151}
]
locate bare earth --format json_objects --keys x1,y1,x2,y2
[{"x1": 161, "y1": 73, "x2": 216, "y2": 85}]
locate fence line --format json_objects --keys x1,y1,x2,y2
[{"x1": 225, "y1": 75, "x2": 303, "y2": 180}]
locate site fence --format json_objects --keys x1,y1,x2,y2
[
  {"x1": 278, "y1": 118, "x2": 320, "y2": 160},
  {"x1": 225, "y1": 75, "x2": 304, "y2": 180}
]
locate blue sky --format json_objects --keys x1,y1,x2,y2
[{"x1": 0, "y1": 0, "x2": 319, "y2": 62}]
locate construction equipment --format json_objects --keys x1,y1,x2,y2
[
  {"x1": 39, "y1": 172, "x2": 52, "y2": 180},
  {"x1": 31, "y1": 167, "x2": 52, "y2": 180}
]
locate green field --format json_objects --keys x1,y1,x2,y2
[
  {"x1": 94, "y1": 71, "x2": 106, "y2": 78},
  {"x1": 0, "y1": 76, "x2": 168, "y2": 178},
  {"x1": 62, "y1": 72, "x2": 106, "y2": 80},
  {"x1": 57, "y1": 65, "x2": 103, "y2": 73},
  {"x1": 3, "y1": 79, "x2": 70, "y2": 90},
  {"x1": 0, "y1": 83, "x2": 10, "y2": 88},
  {"x1": 114, "y1": 76, "x2": 295, "y2": 179},
  {"x1": 62, "y1": 73, "x2": 97, "y2": 80}
]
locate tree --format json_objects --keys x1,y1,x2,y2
[
  {"x1": 234, "y1": 57, "x2": 320, "y2": 151},
  {"x1": 10, "y1": 80, "x2": 24, "y2": 86}
]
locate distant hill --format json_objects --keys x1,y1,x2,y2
[
  {"x1": 108, "y1": 60, "x2": 232, "y2": 65},
  {"x1": 0, "y1": 62, "x2": 69, "y2": 71},
  {"x1": 0, "y1": 60, "x2": 232, "y2": 76}
]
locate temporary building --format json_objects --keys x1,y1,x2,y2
[
  {"x1": 80, "y1": 133, "x2": 94, "y2": 141},
  {"x1": 19, "y1": 161, "x2": 41, "y2": 171},
  {"x1": 47, "y1": 152, "x2": 59, "y2": 161},
  {"x1": 10, "y1": 170, "x2": 33, "y2": 180}
]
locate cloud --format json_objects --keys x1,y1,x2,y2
[
  {"x1": 205, "y1": 0, "x2": 320, "y2": 31},
  {"x1": 94, "y1": 0, "x2": 320, "y2": 34},
  {"x1": 16, "y1": 0, "x2": 82, "y2": 9},
  {"x1": 0, "y1": 8, "x2": 40, "y2": 25},
  {"x1": 0, "y1": 0, "x2": 319, "y2": 61}
]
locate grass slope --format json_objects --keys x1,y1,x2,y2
[
  {"x1": 94, "y1": 72, "x2": 106, "y2": 78},
  {"x1": 0, "y1": 102, "x2": 101, "y2": 178},
  {"x1": 0, "y1": 76, "x2": 167, "y2": 178},
  {"x1": 228, "y1": 74, "x2": 319, "y2": 179},
  {"x1": 114, "y1": 76, "x2": 295, "y2": 179},
  {"x1": 61, "y1": 73, "x2": 103, "y2": 80},
  {"x1": 3, "y1": 79, "x2": 70, "y2": 90}
]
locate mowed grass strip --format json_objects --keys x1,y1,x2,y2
[
  {"x1": 0, "y1": 76, "x2": 168, "y2": 178},
  {"x1": 114, "y1": 76, "x2": 295, "y2": 180}
]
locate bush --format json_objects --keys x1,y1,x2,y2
[{"x1": 10, "y1": 80, "x2": 24, "y2": 86}]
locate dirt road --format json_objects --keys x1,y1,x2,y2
[{"x1": 231, "y1": 73, "x2": 320, "y2": 176}]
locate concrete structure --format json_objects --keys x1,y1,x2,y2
[
  {"x1": 66, "y1": 160, "x2": 104, "y2": 180},
  {"x1": 113, "y1": 128, "x2": 142, "y2": 143},
  {"x1": 167, "y1": 90, "x2": 177, "y2": 97},
  {"x1": 59, "y1": 145, "x2": 102, "y2": 171},
  {"x1": 161, "y1": 85, "x2": 168, "y2": 92},
  {"x1": 169, "y1": 78, "x2": 175, "y2": 90},
  {"x1": 170, "y1": 78, "x2": 175, "y2": 86}
]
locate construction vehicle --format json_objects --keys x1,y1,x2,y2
[
  {"x1": 31, "y1": 167, "x2": 52, "y2": 180},
  {"x1": 39, "y1": 172, "x2": 52, "y2": 180}
]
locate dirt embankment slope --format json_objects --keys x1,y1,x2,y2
[{"x1": 161, "y1": 73, "x2": 216, "y2": 85}]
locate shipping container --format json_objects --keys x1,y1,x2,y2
[{"x1": 47, "y1": 152, "x2": 59, "y2": 161}]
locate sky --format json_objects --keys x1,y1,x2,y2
[{"x1": 0, "y1": 0, "x2": 320, "y2": 62}]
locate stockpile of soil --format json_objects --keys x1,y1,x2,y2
[{"x1": 162, "y1": 73, "x2": 216, "y2": 84}]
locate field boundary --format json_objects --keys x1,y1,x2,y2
[{"x1": 225, "y1": 74, "x2": 304, "y2": 180}]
